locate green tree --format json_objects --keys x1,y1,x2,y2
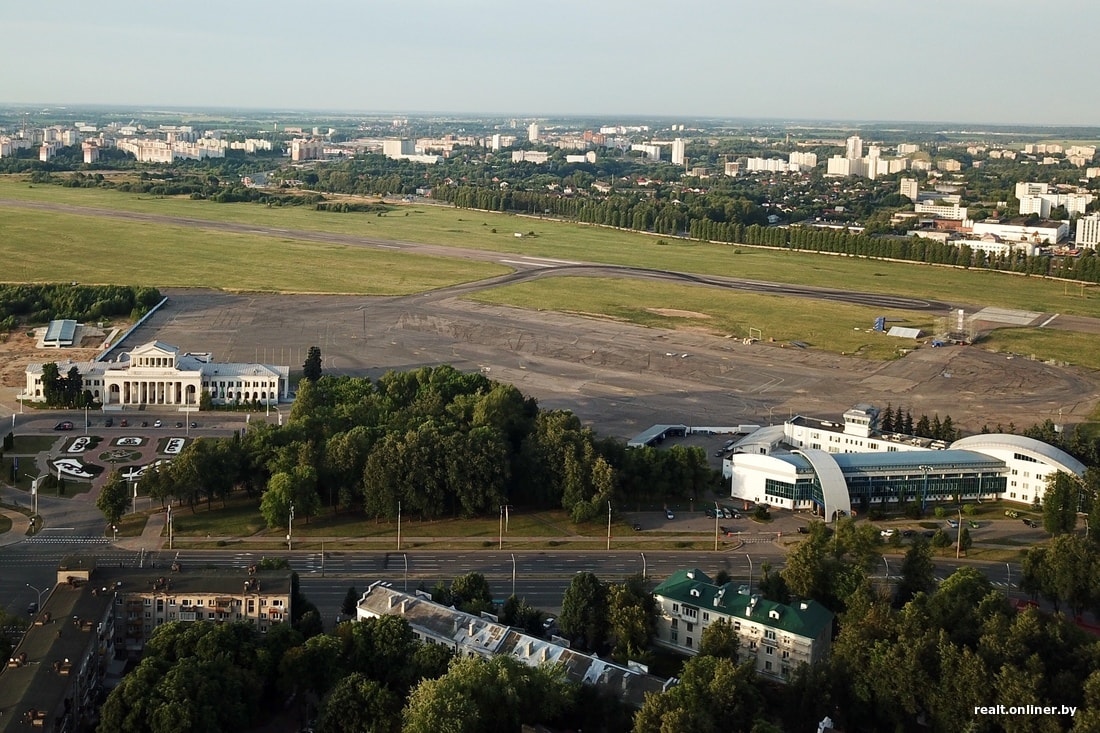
[
  {"x1": 1042, "y1": 471, "x2": 1080, "y2": 535},
  {"x1": 341, "y1": 586, "x2": 359, "y2": 617},
  {"x1": 895, "y1": 535, "x2": 935, "y2": 605},
  {"x1": 303, "y1": 345, "x2": 323, "y2": 382},
  {"x1": 607, "y1": 575, "x2": 656, "y2": 664},
  {"x1": 559, "y1": 571, "x2": 608, "y2": 652},
  {"x1": 698, "y1": 618, "x2": 740, "y2": 660},
  {"x1": 448, "y1": 572, "x2": 494, "y2": 615},
  {"x1": 96, "y1": 470, "x2": 130, "y2": 526},
  {"x1": 317, "y1": 673, "x2": 400, "y2": 733},
  {"x1": 633, "y1": 655, "x2": 762, "y2": 733}
]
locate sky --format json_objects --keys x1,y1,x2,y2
[{"x1": 3, "y1": 0, "x2": 1098, "y2": 126}]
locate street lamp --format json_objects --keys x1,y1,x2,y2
[
  {"x1": 746, "y1": 553, "x2": 753, "y2": 592},
  {"x1": 919, "y1": 465, "x2": 933, "y2": 512},
  {"x1": 714, "y1": 501, "x2": 721, "y2": 552},
  {"x1": 167, "y1": 504, "x2": 173, "y2": 550},
  {"x1": 287, "y1": 502, "x2": 295, "y2": 551},
  {"x1": 112, "y1": 525, "x2": 118, "y2": 542},
  {"x1": 84, "y1": 405, "x2": 89, "y2": 435},
  {"x1": 606, "y1": 501, "x2": 612, "y2": 551},
  {"x1": 510, "y1": 553, "x2": 517, "y2": 597},
  {"x1": 132, "y1": 481, "x2": 138, "y2": 515},
  {"x1": 26, "y1": 583, "x2": 45, "y2": 612},
  {"x1": 955, "y1": 507, "x2": 963, "y2": 559},
  {"x1": 498, "y1": 505, "x2": 512, "y2": 550},
  {"x1": 640, "y1": 552, "x2": 647, "y2": 580},
  {"x1": 396, "y1": 500, "x2": 402, "y2": 550},
  {"x1": 882, "y1": 555, "x2": 890, "y2": 579},
  {"x1": 1006, "y1": 562, "x2": 1012, "y2": 587}
]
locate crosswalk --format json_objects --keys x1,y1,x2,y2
[{"x1": 24, "y1": 535, "x2": 110, "y2": 545}]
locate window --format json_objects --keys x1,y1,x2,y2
[
  {"x1": 672, "y1": 603, "x2": 679, "y2": 612},
  {"x1": 671, "y1": 631, "x2": 678, "y2": 643},
  {"x1": 782, "y1": 650, "x2": 790, "y2": 659},
  {"x1": 686, "y1": 637, "x2": 693, "y2": 648},
  {"x1": 683, "y1": 606, "x2": 698, "y2": 619},
  {"x1": 765, "y1": 661, "x2": 772, "y2": 672},
  {"x1": 686, "y1": 623, "x2": 694, "y2": 633},
  {"x1": 703, "y1": 612, "x2": 710, "y2": 621},
  {"x1": 764, "y1": 629, "x2": 776, "y2": 641},
  {"x1": 766, "y1": 646, "x2": 774, "y2": 655},
  {"x1": 671, "y1": 619, "x2": 678, "y2": 629}
]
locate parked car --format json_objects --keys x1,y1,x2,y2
[
  {"x1": 141, "y1": 421, "x2": 149, "y2": 427},
  {"x1": 946, "y1": 519, "x2": 959, "y2": 528},
  {"x1": 705, "y1": 507, "x2": 718, "y2": 518},
  {"x1": 54, "y1": 421, "x2": 73, "y2": 431},
  {"x1": 1023, "y1": 518, "x2": 1039, "y2": 528},
  {"x1": 175, "y1": 422, "x2": 184, "y2": 428},
  {"x1": 714, "y1": 449, "x2": 727, "y2": 457},
  {"x1": 797, "y1": 526, "x2": 810, "y2": 534},
  {"x1": 632, "y1": 523, "x2": 642, "y2": 532},
  {"x1": 104, "y1": 418, "x2": 113, "y2": 427},
  {"x1": 120, "y1": 418, "x2": 128, "y2": 427},
  {"x1": 666, "y1": 510, "x2": 675, "y2": 520},
  {"x1": 902, "y1": 529, "x2": 915, "y2": 537},
  {"x1": 153, "y1": 420, "x2": 162, "y2": 428},
  {"x1": 968, "y1": 520, "x2": 980, "y2": 529},
  {"x1": 190, "y1": 422, "x2": 198, "y2": 429},
  {"x1": 1004, "y1": 509, "x2": 1020, "y2": 519}
]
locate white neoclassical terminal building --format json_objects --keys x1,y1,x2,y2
[{"x1": 23, "y1": 340, "x2": 290, "y2": 409}]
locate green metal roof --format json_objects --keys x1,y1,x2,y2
[{"x1": 653, "y1": 569, "x2": 834, "y2": 640}]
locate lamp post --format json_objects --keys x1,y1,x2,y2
[
  {"x1": 26, "y1": 583, "x2": 45, "y2": 612},
  {"x1": 498, "y1": 505, "x2": 511, "y2": 549},
  {"x1": 167, "y1": 504, "x2": 173, "y2": 550},
  {"x1": 714, "y1": 501, "x2": 721, "y2": 552},
  {"x1": 1006, "y1": 562, "x2": 1011, "y2": 587},
  {"x1": 84, "y1": 405, "x2": 89, "y2": 435},
  {"x1": 510, "y1": 553, "x2": 517, "y2": 597},
  {"x1": 955, "y1": 508, "x2": 963, "y2": 560},
  {"x1": 396, "y1": 501, "x2": 402, "y2": 550},
  {"x1": 746, "y1": 553, "x2": 753, "y2": 592},
  {"x1": 640, "y1": 552, "x2": 647, "y2": 581},
  {"x1": 112, "y1": 524, "x2": 118, "y2": 542},
  {"x1": 919, "y1": 465, "x2": 933, "y2": 513},
  {"x1": 882, "y1": 555, "x2": 890, "y2": 579},
  {"x1": 403, "y1": 553, "x2": 409, "y2": 592},
  {"x1": 132, "y1": 481, "x2": 138, "y2": 515},
  {"x1": 287, "y1": 502, "x2": 294, "y2": 552},
  {"x1": 606, "y1": 501, "x2": 612, "y2": 551}
]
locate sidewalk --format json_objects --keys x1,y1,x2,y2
[
  {"x1": 0, "y1": 507, "x2": 30, "y2": 547},
  {"x1": 118, "y1": 511, "x2": 166, "y2": 552}
]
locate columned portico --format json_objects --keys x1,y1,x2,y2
[{"x1": 25, "y1": 340, "x2": 291, "y2": 409}]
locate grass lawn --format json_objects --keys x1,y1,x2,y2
[
  {"x1": 0, "y1": 206, "x2": 508, "y2": 295},
  {"x1": 981, "y1": 326, "x2": 1100, "y2": 370},
  {"x1": 11, "y1": 435, "x2": 64, "y2": 454},
  {"x1": 114, "y1": 511, "x2": 148, "y2": 538},
  {"x1": 0, "y1": 514, "x2": 12, "y2": 535},
  {"x1": 468, "y1": 276, "x2": 938, "y2": 359},
  {"x1": 2, "y1": 177, "x2": 1099, "y2": 319}
]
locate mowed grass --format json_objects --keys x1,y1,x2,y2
[
  {"x1": 2, "y1": 177, "x2": 1099, "y2": 318},
  {"x1": 0, "y1": 207, "x2": 507, "y2": 294},
  {"x1": 982, "y1": 326, "x2": 1100, "y2": 370},
  {"x1": 467, "y1": 276, "x2": 937, "y2": 359}
]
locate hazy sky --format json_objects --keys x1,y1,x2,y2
[{"x1": 4, "y1": 0, "x2": 1098, "y2": 125}]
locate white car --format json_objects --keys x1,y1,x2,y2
[
  {"x1": 880, "y1": 528, "x2": 896, "y2": 538},
  {"x1": 153, "y1": 420, "x2": 163, "y2": 428}
]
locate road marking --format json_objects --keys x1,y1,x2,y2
[
  {"x1": 499, "y1": 259, "x2": 553, "y2": 268},
  {"x1": 1038, "y1": 313, "x2": 1059, "y2": 328},
  {"x1": 521, "y1": 256, "x2": 581, "y2": 265},
  {"x1": 375, "y1": 244, "x2": 400, "y2": 249}
]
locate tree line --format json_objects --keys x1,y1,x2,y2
[
  {"x1": 0, "y1": 283, "x2": 161, "y2": 330},
  {"x1": 130, "y1": 366, "x2": 715, "y2": 526}
]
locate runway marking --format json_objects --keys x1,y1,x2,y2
[
  {"x1": 521, "y1": 256, "x2": 581, "y2": 265},
  {"x1": 499, "y1": 259, "x2": 553, "y2": 268},
  {"x1": 375, "y1": 244, "x2": 400, "y2": 249},
  {"x1": 1038, "y1": 313, "x2": 1059, "y2": 328}
]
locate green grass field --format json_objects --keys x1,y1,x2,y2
[
  {"x1": 470, "y1": 276, "x2": 937, "y2": 360},
  {"x1": 1, "y1": 176, "x2": 1098, "y2": 319},
  {"x1": 0, "y1": 205, "x2": 507, "y2": 294}
]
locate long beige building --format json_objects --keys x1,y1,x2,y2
[{"x1": 23, "y1": 340, "x2": 289, "y2": 408}]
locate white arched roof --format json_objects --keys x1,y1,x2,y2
[
  {"x1": 793, "y1": 448, "x2": 852, "y2": 519},
  {"x1": 949, "y1": 434, "x2": 1086, "y2": 478}
]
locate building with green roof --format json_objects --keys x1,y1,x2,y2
[{"x1": 652, "y1": 569, "x2": 834, "y2": 682}]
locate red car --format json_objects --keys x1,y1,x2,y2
[{"x1": 54, "y1": 421, "x2": 74, "y2": 431}]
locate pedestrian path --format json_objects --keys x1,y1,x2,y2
[{"x1": 0, "y1": 506, "x2": 30, "y2": 547}]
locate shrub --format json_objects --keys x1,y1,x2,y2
[
  {"x1": 933, "y1": 506, "x2": 946, "y2": 518},
  {"x1": 753, "y1": 505, "x2": 771, "y2": 521}
]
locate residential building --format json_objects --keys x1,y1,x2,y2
[
  {"x1": 671, "y1": 138, "x2": 685, "y2": 166},
  {"x1": 527, "y1": 123, "x2": 540, "y2": 143},
  {"x1": 897, "y1": 143, "x2": 920, "y2": 155},
  {"x1": 23, "y1": 339, "x2": 290, "y2": 408},
  {"x1": 652, "y1": 569, "x2": 833, "y2": 683},
  {"x1": 511, "y1": 150, "x2": 549, "y2": 164},
  {"x1": 899, "y1": 178, "x2": 919, "y2": 202},
  {"x1": 290, "y1": 138, "x2": 324, "y2": 162},
  {"x1": 356, "y1": 582, "x2": 673, "y2": 707},
  {"x1": 630, "y1": 143, "x2": 662, "y2": 161},
  {"x1": 382, "y1": 139, "x2": 416, "y2": 158},
  {"x1": 1077, "y1": 213, "x2": 1100, "y2": 249},
  {"x1": 746, "y1": 157, "x2": 799, "y2": 173},
  {"x1": 789, "y1": 151, "x2": 818, "y2": 169},
  {"x1": 938, "y1": 159, "x2": 962, "y2": 172},
  {"x1": 845, "y1": 135, "x2": 862, "y2": 160},
  {"x1": 117, "y1": 566, "x2": 293, "y2": 657},
  {"x1": 914, "y1": 201, "x2": 968, "y2": 220},
  {"x1": 39, "y1": 141, "x2": 60, "y2": 162},
  {"x1": 81, "y1": 141, "x2": 100, "y2": 164}
]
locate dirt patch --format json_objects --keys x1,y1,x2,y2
[
  {"x1": 0, "y1": 331, "x2": 104, "y2": 391},
  {"x1": 647, "y1": 308, "x2": 712, "y2": 319}
]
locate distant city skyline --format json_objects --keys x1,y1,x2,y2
[{"x1": 5, "y1": 0, "x2": 1099, "y2": 126}]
